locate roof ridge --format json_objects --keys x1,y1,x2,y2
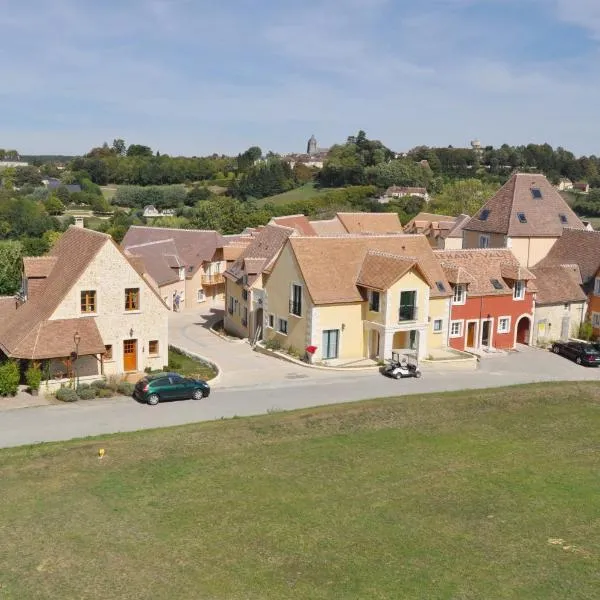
[
  {"x1": 365, "y1": 249, "x2": 417, "y2": 261},
  {"x1": 129, "y1": 225, "x2": 218, "y2": 234},
  {"x1": 66, "y1": 225, "x2": 110, "y2": 238},
  {"x1": 124, "y1": 239, "x2": 176, "y2": 249},
  {"x1": 271, "y1": 214, "x2": 308, "y2": 219}
]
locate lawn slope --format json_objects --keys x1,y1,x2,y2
[{"x1": 1, "y1": 382, "x2": 599, "y2": 599}]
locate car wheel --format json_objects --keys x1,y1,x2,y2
[
  {"x1": 576, "y1": 357, "x2": 582, "y2": 365},
  {"x1": 147, "y1": 394, "x2": 160, "y2": 406},
  {"x1": 415, "y1": 371, "x2": 422, "y2": 378},
  {"x1": 192, "y1": 389, "x2": 204, "y2": 400},
  {"x1": 394, "y1": 373, "x2": 401, "y2": 379},
  {"x1": 552, "y1": 345, "x2": 560, "y2": 354}
]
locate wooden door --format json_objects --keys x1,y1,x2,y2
[
  {"x1": 467, "y1": 322, "x2": 476, "y2": 347},
  {"x1": 123, "y1": 339, "x2": 137, "y2": 372}
]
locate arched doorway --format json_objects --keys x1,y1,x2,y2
[{"x1": 516, "y1": 316, "x2": 531, "y2": 345}]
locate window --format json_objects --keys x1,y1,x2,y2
[
  {"x1": 450, "y1": 320, "x2": 463, "y2": 338},
  {"x1": 228, "y1": 296, "x2": 234, "y2": 314},
  {"x1": 595, "y1": 278, "x2": 600, "y2": 296},
  {"x1": 436, "y1": 281, "x2": 446, "y2": 293},
  {"x1": 290, "y1": 284, "x2": 302, "y2": 316},
  {"x1": 433, "y1": 319, "x2": 443, "y2": 333},
  {"x1": 479, "y1": 209, "x2": 490, "y2": 221},
  {"x1": 531, "y1": 188, "x2": 542, "y2": 199},
  {"x1": 148, "y1": 340, "x2": 159, "y2": 355},
  {"x1": 104, "y1": 344, "x2": 113, "y2": 360},
  {"x1": 479, "y1": 234, "x2": 490, "y2": 248},
  {"x1": 368, "y1": 290, "x2": 380, "y2": 312},
  {"x1": 268, "y1": 314, "x2": 274, "y2": 328},
  {"x1": 242, "y1": 306, "x2": 248, "y2": 327},
  {"x1": 559, "y1": 213, "x2": 568, "y2": 224},
  {"x1": 242, "y1": 289, "x2": 248, "y2": 301},
  {"x1": 513, "y1": 280, "x2": 525, "y2": 300},
  {"x1": 497, "y1": 317, "x2": 511, "y2": 334},
  {"x1": 490, "y1": 278, "x2": 503, "y2": 290},
  {"x1": 452, "y1": 284, "x2": 466, "y2": 305},
  {"x1": 399, "y1": 290, "x2": 417, "y2": 321},
  {"x1": 593, "y1": 312, "x2": 600, "y2": 328},
  {"x1": 278, "y1": 318, "x2": 288, "y2": 335},
  {"x1": 242, "y1": 275, "x2": 248, "y2": 286},
  {"x1": 80, "y1": 290, "x2": 96, "y2": 313},
  {"x1": 125, "y1": 288, "x2": 140, "y2": 311},
  {"x1": 197, "y1": 289, "x2": 205, "y2": 302},
  {"x1": 517, "y1": 212, "x2": 527, "y2": 223}
]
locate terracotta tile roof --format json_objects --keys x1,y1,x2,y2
[
  {"x1": 0, "y1": 296, "x2": 17, "y2": 330},
  {"x1": 243, "y1": 257, "x2": 267, "y2": 274},
  {"x1": 446, "y1": 214, "x2": 471, "y2": 239},
  {"x1": 335, "y1": 212, "x2": 403, "y2": 233},
  {"x1": 435, "y1": 249, "x2": 537, "y2": 296},
  {"x1": 121, "y1": 226, "x2": 225, "y2": 272},
  {"x1": 289, "y1": 235, "x2": 451, "y2": 305},
  {"x1": 534, "y1": 228, "x2": 600, "y2": 286},
  {"x1": 356, "y1": 252, "x2": 421, "y2": 291},
  {"x1": 23, "y1": 257, "x2": 57, "y2": 278},
  {"x1": 225, "y1": 224, "x2": 296, "y2": 283},
  {"x1": 530, "y1": 265, "x2": 588, "y2": 305},
  {"x1": 309, "y1": 217, "x2": 347, "y2": 235},
  {"x1": 464, "y1": 173, "x2": 585, "y2": 237},
  {"x1": 269, "y1": 214, "x2": 317, "y2": 236},
  {"x1": 223, "y1": 244, "x2": 248, "y2": 261},
  {"x1": 0, "y1": 227, "x2": 110, "y2": 359},
  {"x1": 404, "y1": 212, "x2": 469, "y2": 239},
  {"x1": 124, "y1": 239, "x2": 183, "y2": 286}
]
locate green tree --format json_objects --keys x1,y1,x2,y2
[
  {"x1": 126, "y1": 144, "x2": 153, "y2": 158},
  {"x1": 112, "y1": 138, "x2": 126, "y2": 156},
  {"x1": 44, "y1": 195, "x2": 65, "y2": 215},
  {"x1": 0, "y1": 241, "x2": 23, "y2": 294},
  {"x1": 431, "y1": 179, "x2": 500, "y2": 216}
]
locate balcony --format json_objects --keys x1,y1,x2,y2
[
  {"x1": 399, "y1": 306, "x2": 418, "y2": 322},
  {"x1": 289, "y1": 299, "x2": 302, "y2": 317},
  {"x1": 202, "y1": 273, "x2": 225, "y2": 285}
]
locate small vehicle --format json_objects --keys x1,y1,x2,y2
[
  {"x1": 134, "y1": 372, "x2": 211, "y2": 405},
  {"x1": 551, "y1": 341, "x2": 600, "y2": 366},
  {"x1": 382, "y1": 351, "x2": 422, "y2": 379}
]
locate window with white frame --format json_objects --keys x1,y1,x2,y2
[
  {"x1": 452, "y1": 284, "x2": 466, "y2": 305},
  {"x1": 595, "y1": 278, "x2": 600, "y2": 296},
  {"x1": 513, "y1": 280, "x2": 525, "y2": 300},
  {"x1": 433, "y1": 319, "x2": 443, "y2": 333},
  {"x1": 197, "y1": 289, "x2": 205, "y2": 302},
  {"x1": 450, "y1": 320, "x2": 463, "y2": 337},
  {"x1": 497, "y1": 317, "x2": 511, "y2": 333},
  {"x1": 278, "y1": 318, "x2": 288, "y2": 335},
  {"x1": 479, "y1": 234, "x2": 490, "y2": 249},
  {"x1": 592, "y1": 312, "x2": 600, "y2": 328}
]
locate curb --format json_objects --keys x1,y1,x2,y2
[
  {"x1": 208, "y1": 321, "x2": 246, "y2": 344},
  {"x1": 169, "y1": 345, "x2": 222, "y2": 387}
]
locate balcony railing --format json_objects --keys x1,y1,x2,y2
[
  {"x1": 202, "y1": 273, "x2": 225, "y2": 285},
  {"x1": 289, "y1": 299, "x2": 302, "y2": 317},
  {"x1": 399, "y1": 306, "x2": 418, "y2": 322}
]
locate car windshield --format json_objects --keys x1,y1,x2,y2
[{"x1": 583, "y1": 345, "x2": 600, "y2": 355}]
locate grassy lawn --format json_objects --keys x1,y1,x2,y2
[
  {"x1": 1, "y1": 382, "x2": 599, "y2": 599},
  {"x1": 257, "y1": 182, "x2": 341, "y2": 206},
  {"x1": 167, "y1": 347, "x2": 217, "y2": 381},
  {"x1": 100, "y1": 185, "x2": 117, "y2": 200}
]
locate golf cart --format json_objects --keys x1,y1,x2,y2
[{"x1": 382, "y1": 351, "x2": 422, "y2": 379}]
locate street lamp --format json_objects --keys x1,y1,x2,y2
[{"x1": 73, "y1": 331, "x2": 81, "y2": 388}]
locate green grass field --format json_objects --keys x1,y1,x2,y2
[
  {"x1": 100, "y1": 185, "x2": 118, "y2": 200},
  {"x1": 1, "y1": 382, "x2": 599, "y2": 599},
  {"x1": 257, "y1": 182, "x2": 339, "y2": 206}
]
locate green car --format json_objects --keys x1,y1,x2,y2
[{"x1": 134, "y1": 372, "x2": 211, "y2": 406}]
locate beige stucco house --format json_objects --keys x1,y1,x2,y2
[
  {"x1": 0, "y1": 227, "x2": 169, "y2": 390},
  {"x1": 262, "y1": 235, "x2": 452, "y2": 363},
  {"x1": 462, "y1": 173, "x2": 585, "y2": 267},
  {"x1": 404, "y1": 212, "x2": 470, "y2": 249}
]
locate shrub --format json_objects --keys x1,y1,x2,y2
[
  {"x1": 56, "y1": 387, "x2": 78, "y2": 402},
  {"x1": 76, "y1": 383, "x2": 90, "y2": 391},
  {"x1": 144, "y1": 366, "x2": 152, "y2": 374},
  {"x1": 97, "y1": 388, "x2": 114, "y2": 398},
  {"x1": 117, "y1": 382, "x2": 135, "y2": 395},
  {"x1": 25, "y1": 363, "x2": 42, "y2": 392},
  {"x1": 578, "y1": 320, "x2": 594, "y2": 341},
  {"x1": 286, "y1": 346, "x2": 302, "y2": 359},
  {"x1": 0, "y1": 360, "x2": 20, "y2": 397},
  {"x1": 264, "y1": 339, "x2": 282, "y2": 351},
  {"x1": 168, "y1": 357, "x2": 182, "y2": 370},
  {"x1": 91, "y1": 379, "x2": 107, "y2": 389},
  {"x1": 77, "y1": 387, "x2": 97, "y2": 400}
]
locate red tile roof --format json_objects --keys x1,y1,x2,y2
[
  {"x1": 530, "y1": 265, "x2": 588, "y2": 305},
  {"x1": 269, "y1": 214, "x2": 317, "y2": 236}
]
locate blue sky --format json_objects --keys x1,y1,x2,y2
[{"x1": 1, "y1": 0, "x2": 600, "y2": 156}]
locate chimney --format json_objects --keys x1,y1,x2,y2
[{"x1": 74, "y1": 216, "x2": 85, "y2": 228}]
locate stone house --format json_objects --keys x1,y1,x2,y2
[{"x1": 404, "y1": 212, "x2": 470, "y2": 249}]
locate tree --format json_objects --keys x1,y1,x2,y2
[
  {"x1": 126, "y1": 144, "x2": 153, "y2": 158},
  {"x1": 0, "y1": 241, "x2": 23, "y2": 294},
  {"x1": 430, "y1": 179, "x2": 500, "y2": 216},
  {"x1": 112, "y1": 138, "x2": 126, "y2": 156},
  {"x1": 44, "y1": 195, "x2": 65, "y2": 215}
]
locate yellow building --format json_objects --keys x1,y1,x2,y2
[{"x1": 263, "y1": 235, "x2": 452, "y2": 363}]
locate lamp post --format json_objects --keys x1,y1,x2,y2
[{"x1": 73, "y1": 331, "x2": 81, "y2": 389}]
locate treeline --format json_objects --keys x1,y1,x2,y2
[{"x1": 571, "y1": 189, "x2": 600, "y2": 217}]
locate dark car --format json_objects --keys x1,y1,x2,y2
[
  {"x1": 134, "y1": 372, "x2": 210, "y2": 405},
  {"x1": 551, "y1": 341, "x2": 600, "y2": 366}
]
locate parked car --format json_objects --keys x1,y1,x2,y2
[
  {"x1": 134, "y1": 372, "x2": 211, "y2": 405},
  {"x1": 551, "y1": 341, "x2": 600, "y2": 366}
]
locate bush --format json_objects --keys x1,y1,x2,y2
[
  {"x1": 97, "y1": 388, "x2": 114, "y2": 398},
  {"x1": 77, "y1": 387, "x2": 97, "y2": 400},
  {"x1": 91, "y1": 379, "x2": 107, "y2": 389},
  {"x1": 117, "y1": 382, "x2": 135, "y2": 395},
  {"x1": 56, "y1": 387, "x2": 78, "y2": 403},
  {"x1": 0, "y1": 360, "x2": 20, "y2": 397},
  {"x1": 168, "y1": 357, "x2": 182, "y2": 370},
  {"x1": 578, "y1": 321, "x2": 594, "y2": 341},
  {"x1": 144, "y1": 366, "x2": 152, "y2": 374},
  {"x1": 25, "y1": 363, "x2": 42, "y2": 392},
  {"x1": 264, "y1": 339, "x2": 282, "y2": 351},
  {"x1": 76, "y1": 383, "x2": 90, "y2": 391}
]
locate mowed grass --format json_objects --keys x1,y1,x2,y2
[
  {"x1": 257, "y1": 182, "x2": 341, "y2": 206},
  {"x1": 1, "y1": 382, "x2": 600, "y2": 599},
  {"x1": 168, "y1": 347, "x2": 217, "y2": 381}
]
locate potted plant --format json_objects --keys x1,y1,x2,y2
[{"x1": 25, "y1": 362, "x2": 42, "y2": 396}]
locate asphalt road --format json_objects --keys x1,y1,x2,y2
[{"x1": 1, "y1": 346, "x2": 598, "y2": 449}]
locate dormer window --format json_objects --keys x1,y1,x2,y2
[
  {"x1": 452, "y1": 284, "x2": 466, "y2": 305},
  {"x1": 479, "y1": 209, "x2": 490, "y2": 221},
  {"x1": 490, "y1": 278, "x2": 503, "y2": 290},
  {"x1": 513, "y1": 280, "x2": 525, "y2": 300},
  {"x1": 559, "y1": 214, "x2": 568, "y2": 224},
  {"x1": 531, "y1": 188, "x2": 542, "y2": 199},
  {"x1": 517, "y1": 212, "x2": 527, "y2": 224},
  {"x1": 436, "y1": 281, "x2": 446, "y2": 293}
]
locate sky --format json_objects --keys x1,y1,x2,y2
[{"x1": 1, "y1": 0, "x2": 600, "y2": 156}]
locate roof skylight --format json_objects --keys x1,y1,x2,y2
[
  {"x1": 517, "y1": 212, "x2": 527, "y2": 223},
  {"x1": 480, "y1": 209, "x2": 490, "y2": 221},
  {"x1": 531, "y1": 188, "x2": 542, "y2": 199},
  {"x1": 490, "y1": 278, "x2": 503, "y2": 290}
]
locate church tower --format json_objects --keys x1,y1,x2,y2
[{"x1": 307, "y1": 134, "x2": 317, "y2": 155}]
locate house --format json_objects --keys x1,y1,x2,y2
[
  {"x1": 435, "y1": 249, "x2": 536, "y2": 351},
  {"x1": 573, "y1": 182, "x2": 590, "y2": 193},
  {"x1": 555, "y1": 178, "x2": 573, "y2": 191},
  {"x1": 41, "y1": 178, "x2": 82, "y2": 193},
  {"x1": 121, "y1": 226, "x2": 228, "y2": 308},
  {"x1": 0, "y1": 227, "x2": 169, "y2": 390},
  {"x1": 142, "y1": 205, "x2": 176, "y2": 218},
  {"x1": 262, "y1": 234, "x2": 452, "y2": 363},
  {"x1": 534, "y1": 228, "x2": 600, "y2": 337},
  {"x1": 404, "y1": 212, "x2": 470, "y2": 249},
  {"x1": 381, "y1": 186, "x2": 430, "y2": 203},
  {"x1": 529, "y1": 265, "x2": 587, "y2": 345},
  {"x1": 462, "y1": 173, "x2": 585, "y2": 266}
]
